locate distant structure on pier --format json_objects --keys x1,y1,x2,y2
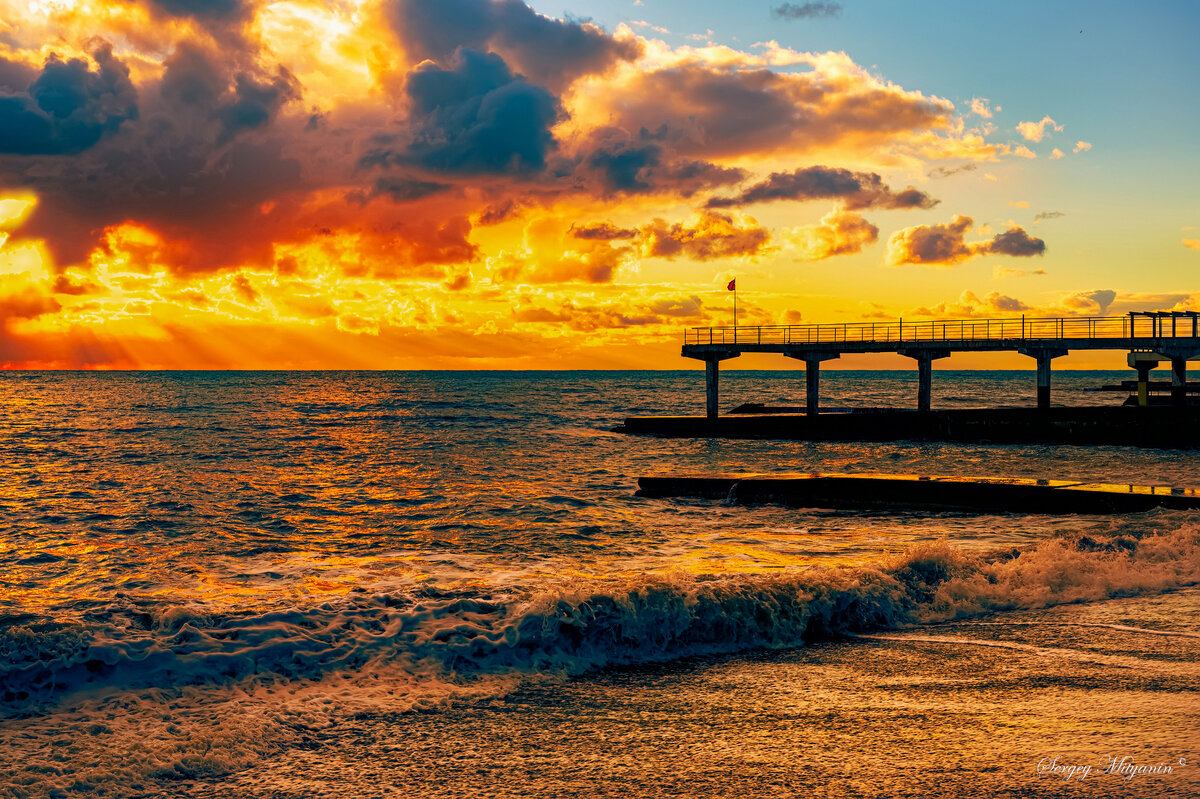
[{"x1": 682, "y1": 311, "x2": 1200, "y2": 419}]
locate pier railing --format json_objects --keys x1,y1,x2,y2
[{"x1": 685, "y1": 313, "x2": 1200, "y2": 347}]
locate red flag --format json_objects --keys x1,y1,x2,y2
[{"x1": 727, "y1": 278, "x2": 736, "y2": 291}]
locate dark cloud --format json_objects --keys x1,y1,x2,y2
[
  {"x1": 888, "y1": 216, "x2": 1046, "y2": 266},
  {"x1": 2, "y1": 43, "x2": 303, "y2": 268},
  {"x1": 0, "y1": 45, "x2": 137, "y2": 155},
  {"x1": 0, "y1": 57, "x2": 36, "y2": 92},
  {"x1": 368, "y1": 176, "x2": 452, "y2": 202},
  {"x1": 477, "y1": 199, "x2": 520, "y2": 225},
  {"x1": 387, "y1": 0, "x2": 641, "y2": 91},
  {"x1": 581, "y1": 128, "x2": 745, "y2": 196},
  {"x1": 981, "y1": 226, "x2": 1045, "y2": 257},
  {"x1": 640, "y1": 211, "x2": 770, "y2": 261},
  {"x1": 149, "y1": 0, "x2": 247, "y2": 20},
  {"x1": 887, "y1": 215, "x2": 974, "y2": 265},
  {"x1": 772, "y1": 3, "x2": 841, "y2": 20},
  {"x1": 707, "y1": 166, "x2": 937, "y2": 210},
  {"x1": 1034, "y1": 210, "x2": 1065, "y2": 221},
  {"x1": 363, "y1": 50, "x2": 560, "y2": 176},
  {"x1": 570, "y1": 222, "x2": 637, "y2": 240}
]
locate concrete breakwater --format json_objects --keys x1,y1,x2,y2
[
  {"x1": 615, "y1": 406, "x2": 1200, "y2": 448},
  {"x1": 636, "y1": 472, "x2": 1200, "y2": 514}
]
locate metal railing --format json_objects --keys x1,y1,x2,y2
[{"x1": 684, "y1": 313, "x2": 1200, "y2": 347}]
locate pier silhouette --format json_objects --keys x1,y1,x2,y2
[{"x1": 683, "y1": 311, "x2": 1200, "y2": 418}]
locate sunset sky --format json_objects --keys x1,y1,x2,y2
[{"x1": 1, "y1": 0, "x2": 1197, "y2": 369}]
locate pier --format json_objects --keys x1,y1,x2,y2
[{"x1": 685, "y1": 311, "x2": 1200, "y2": 419}]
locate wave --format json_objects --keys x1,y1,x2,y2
[
  {"x1": 4, "y1": 521, "x2": 1198, "y2": 714},
  {"x1": 1, "y1": 522, "x2": 1198, "y2": 796}
]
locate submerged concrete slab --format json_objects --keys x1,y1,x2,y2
[
  {"x1": 636, "y1": 472, "x2": 1200, "y2": 514},
  {"x1": 615, "y1": 406, "x2": 1200, "y2": 448}
]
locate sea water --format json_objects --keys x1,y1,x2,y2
[{"x1": 1, "y1": 371, "x2": 1197, "y2": 798}]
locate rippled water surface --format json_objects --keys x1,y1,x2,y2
[{"x1": 2, "y1": 370, "x2": 1195, "y2": 615}]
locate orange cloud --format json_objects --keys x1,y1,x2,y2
[
  {"x1": 639, "y1": 211, "x2": 771, "y2": 261},
  {"x1": 786, "y1": 209, "x2": 878, "y2": 261}
]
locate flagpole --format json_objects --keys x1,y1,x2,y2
[{"x1": 733, "y1": 285, "x2": 737, "y2": 328}]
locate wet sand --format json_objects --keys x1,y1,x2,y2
[{"x1": 151, "y1": 588, "x2": 1200, "y2": 799}]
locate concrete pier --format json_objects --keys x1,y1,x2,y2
[
  {"x1": 636, "y1": 472, "x2": 1200, "y2": 514},
  {"x1": 684, "y1": 311, "x2": 1200, "y2": 417}
]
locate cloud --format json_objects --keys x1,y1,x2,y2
[
  {"x1": 1016, "y1": 115, "x2": 1062, "y2": 143},
  {"x1": 1049, "y1": 148, "x2": 1063, "y2": 159},
  {"x1": 640, "y1": 211, "x2": 770, "y2": 260},
  {"x1": 364, "y1": 177, "x2": 453, "y2": 203},
  {"x1": 772, "y1": 3, "x2": 842, "y2": 20},
  {"x1": 1073, "y1": 140, "x2": 1091, "y2": 152},
  {"x1": 928, "y1": 163, "x2": 977, "y2": 179},
  {"x1": 570, "y1": 222, "x2": 638, "y2": 240},
  {"x1": 1184, "y1": 239, "x2": 1200, "y2": 251},
  {"x1": 706, "y1": 166, "x2": 938, "y2": 210},
  {"x1": 887, "y1": 215, "x2": 1045, "y2": 266},
  {"x1": 630, "y1": 20, "x2": 670, "y2": 35},
  {"x1": 1008, "y1": 200, "x2": 1029, "y2": 208},
  {"x1": 969, "y1": 98, "x2": 993, "y2": 118},
  {"x1": 385, "y1": 0, "x2": 641, "y2": 91},
  {"x1": 513, "y1": 293, "x2": 707, "y2": 330},
  {"x1": 1010, "y1": 145, "x2": 1036, "y2": 159},
  {"x1": 367, "y1": 49, "x2": 561, "y2": 176},
  {"x1": 983, "y1": 226, "x2": 1045, "y2": 256},
  {"x1": 993, "y1": 266, "x2": 1046, "y2": 279},
  {"x1": 0, "y1": 44, "x2": 137, "y2": 155},
  {"x1": 909, "y1": 289, "x2": 1031, "y2": 318},
  {"x1": 1061, "y1": 289, "x2": 1116, "y2": 315},
  {"x1": 887, "y1": 215, "x2": 974, "y2": 265},
  {"x1": 786, "y1": 209, "x2": 878, "y2": 260},
  {"x1": 581, "y1": 130, "x2": 746, "y2": 195},
  {"x1": 569, "y1": 52, "x2": 959, "y2": 162},
  {"x1": 1034, "y1": 210, "x2": 1065, "y2": 221}
]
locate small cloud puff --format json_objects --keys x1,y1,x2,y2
[{"x1": 1016, "y1": 116, "x2": 1063, "y2": 143}]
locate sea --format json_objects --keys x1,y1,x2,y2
[{"x1": 1, "y1": 370, "x2": 1197, "y2": 799}]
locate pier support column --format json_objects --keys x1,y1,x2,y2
[
  {"x1": 684, "y1": 350, "x2": 740, "y2": 420},
  {"x1": 1127, "y1": 352, "x2": 1159, "y2": 407},
  {"x1": 1019, "y1": 347, "x2": 1069, "y2": 409},
  {"x1": 899, "y1": 349, "x2": 950, "y2": 412},
  {"x1": 785, "y1": 352, "x2": 840, "y2": 416},
  {"x1": 1172, "y1": 357, "x2": 1187, "y2": 406}
]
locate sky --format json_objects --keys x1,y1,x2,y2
[{"x1": 0, "y1": 0, "x2": 1197, "y2": 369}]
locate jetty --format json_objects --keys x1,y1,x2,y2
[
  {"x1": 637, "y1": 473, "x2": 1200, "y2": 514},
  {"x1": 682, "y1": 311, "x2": 1200, "y2": 418},
  {"x1": 616, "y1": 311, "x2": 1200, "y2": 447}
]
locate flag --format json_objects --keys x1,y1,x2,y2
[{"x1": 727, "y1": 278, "x2": 736, "y2": 291}]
